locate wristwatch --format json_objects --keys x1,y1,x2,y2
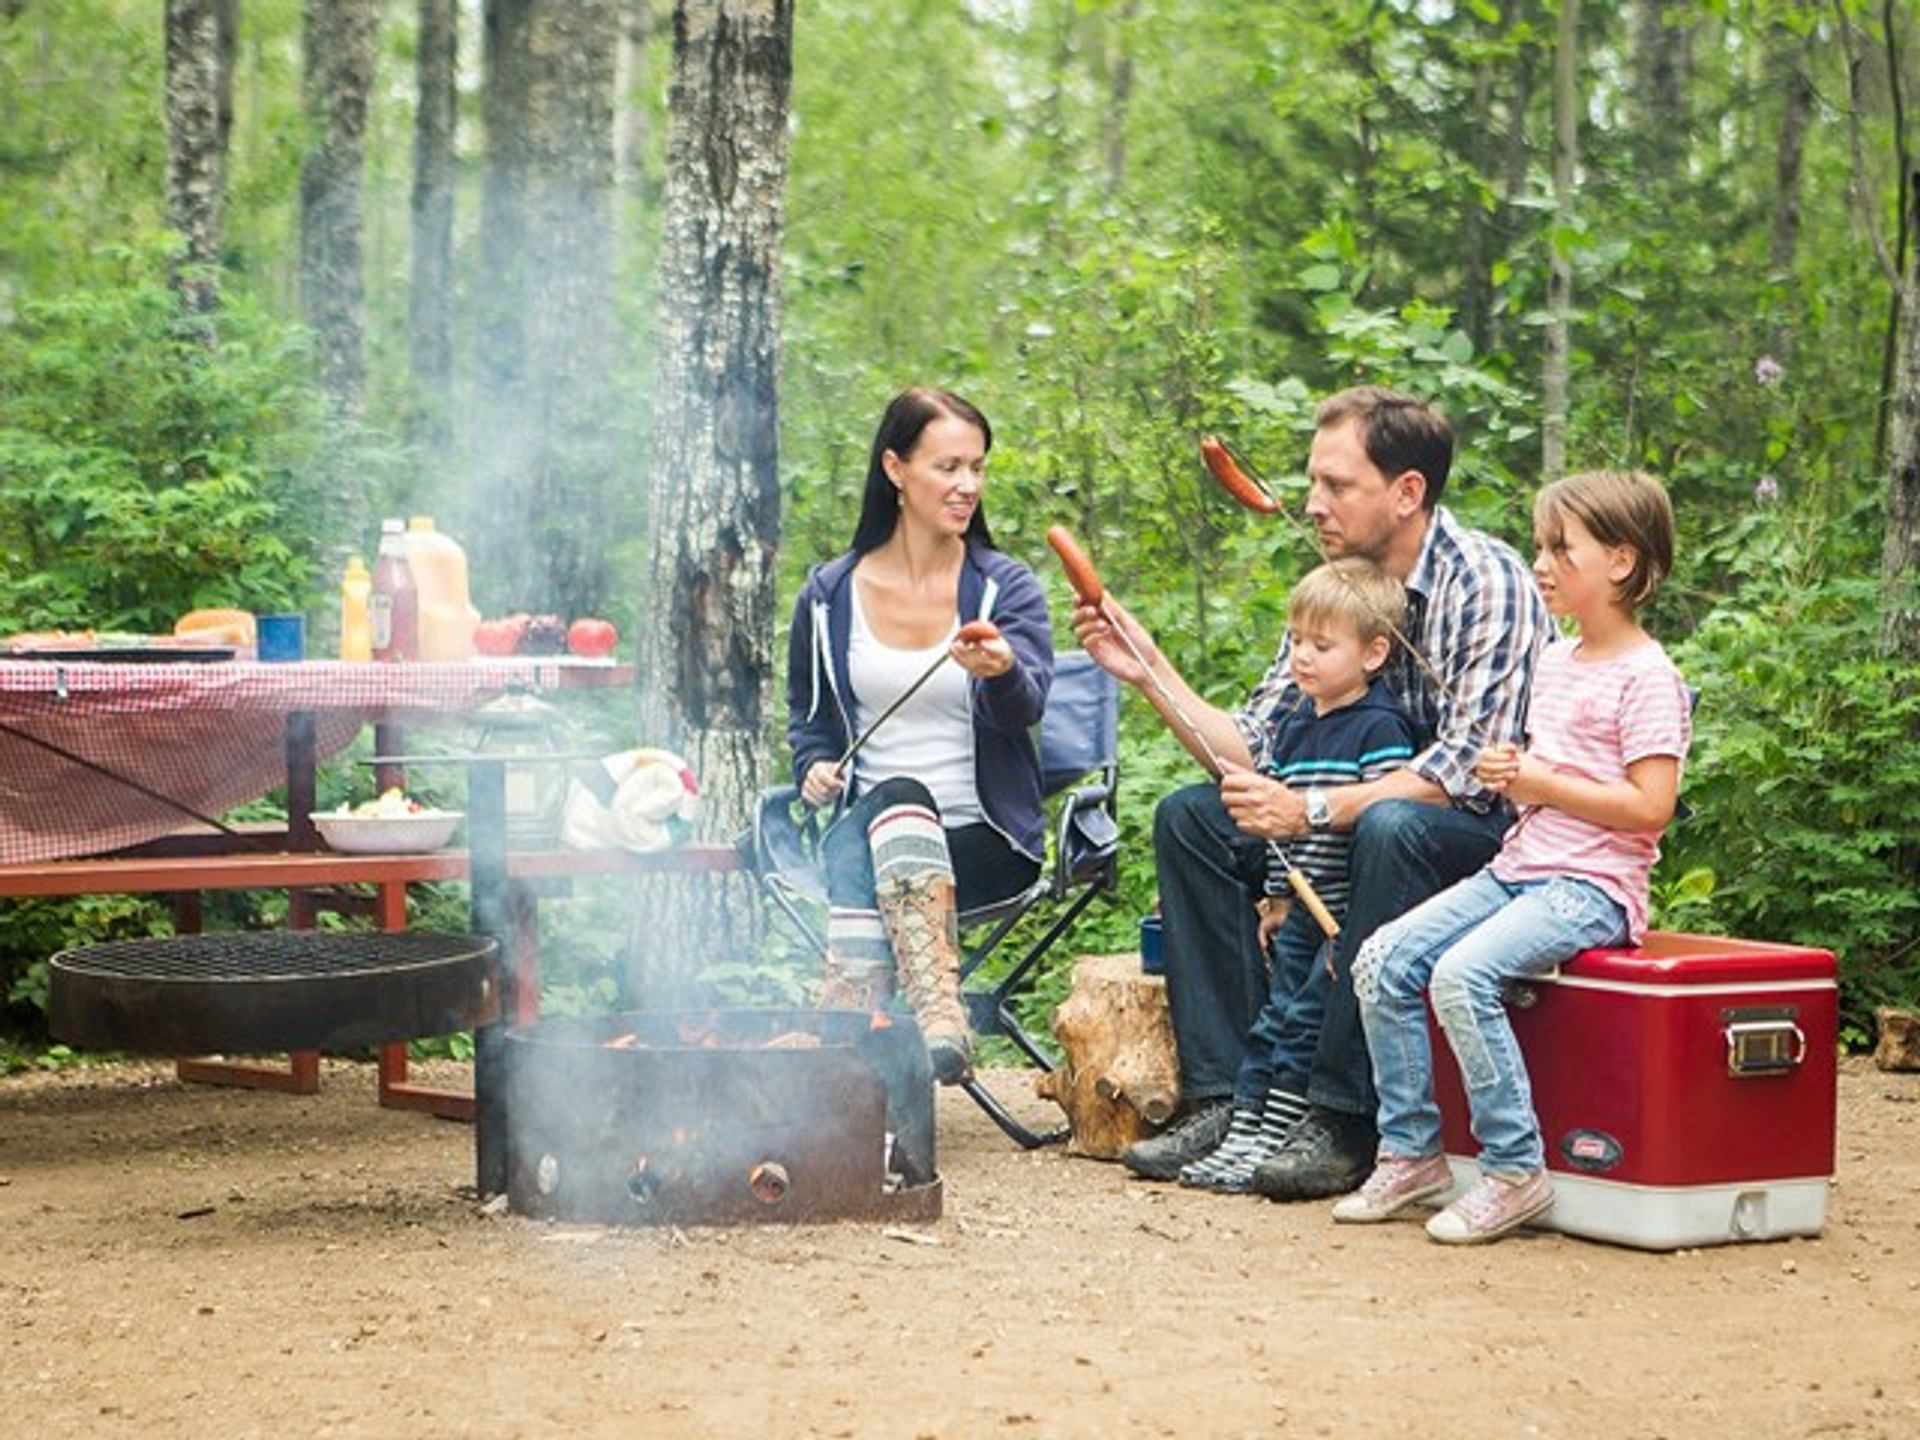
[{"x1": 1304, "y1": 787, "x2": 1333, "y2": 831}]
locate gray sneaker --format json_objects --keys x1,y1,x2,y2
[
  {"x1": 1121, "y1": 1098, "x2": 1234, "y2": 1181},
  {"x1": 1425, "y1": 1169, "x2": 1554, "y2": 1244}
]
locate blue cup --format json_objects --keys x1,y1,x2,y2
[
  {"x1": 257, "y1": 613, "x2": 306, "y2": 662},
  {"x1": 1140, "y1": 913, "x2": 1164, "y2": 976}
]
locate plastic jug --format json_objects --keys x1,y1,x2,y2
[
  {"x1": 370, "y1": 518, "x2": 419, "y2": 662},
  {"x1": 339, "y1": 554, "x2": 373, "y2": 661},
  {"x1": 404, "y1": 516, "x2": 480, "y2": 662}
]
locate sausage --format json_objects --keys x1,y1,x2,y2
[
  {"x1": 955, "y1": 619, "x2": 1002, "y2": 644},
  {"x1": 1046, "y1": 525, "x2": 1104, "y2": 606},
  {"x1": 1199, "y1": 436, "x2": 1280, "y2": 515}
]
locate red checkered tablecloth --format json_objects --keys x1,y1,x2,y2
[{"x1": 0, "y1": 658, "x2": 624, "y2": 865}]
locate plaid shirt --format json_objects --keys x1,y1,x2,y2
[{"x1": 1233, "y1": 506, "x2": 1550, "y2": 813}]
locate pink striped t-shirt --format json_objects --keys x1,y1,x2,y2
[{"x1": 1490, "y1": 637, "x2": 1692, "y2": 941}]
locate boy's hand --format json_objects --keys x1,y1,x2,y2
[{"x1": 1256, "y1": 895, "x2": 1291, "y2": 952}]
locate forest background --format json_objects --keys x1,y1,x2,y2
[{"x1": 1, "y1": 0, "x2": 1916, "y2": 1063}]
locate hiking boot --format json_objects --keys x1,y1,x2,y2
[
  {"x1": 1248, "y1": 1106, "x2": 1377, "y2": 1201},
  {"x1": 1122, "y1": 1097, "x2": 1234, "y2": 1181},
  {"x1": 875, "y1": 872, "x2": 973, "y2": 1085},
  {"x1": 1425, "y1": 1169, "x2": 1554, "y2": 1245},
  {"x1": 1331, "y1": 1153, "x2": 1455, "y2": 1224},
  {"x1": 817, "y1": 952, "x2": 894, "y2": 1012}
]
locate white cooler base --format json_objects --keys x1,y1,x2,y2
[{"x1": 1442, "y1": 1157, "x2": 1828, "y2": 1251}]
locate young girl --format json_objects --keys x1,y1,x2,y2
[{"x1": 1332, "y1": 469, "x2": 1691, "y2": 1244}]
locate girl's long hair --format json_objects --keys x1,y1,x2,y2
[{"x1": 850, "y1": 388, "x2": 997, "y2": 553}]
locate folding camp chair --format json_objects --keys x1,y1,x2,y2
[{"x1": 748, "y1": 650, "x2": 1122, "y2": 1148}]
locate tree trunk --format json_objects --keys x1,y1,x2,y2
[
  {"x1": 1542, "y1": 0, "x2": 1578, "y2": 481},
  {"x1": 1101, "y1": 0, "x2": 1136, "y2": 197},
  {"x1": 1769, "y1": 16, "x2": 1817, "y2": 277},
  {"x1": 1034, "y1": 953, "x2": 1179, "y2": 1158},
  {"x1": 410, "y1": 0, "x2": 458, "y2": 443},
  {"x1": 1631, "y1": 0, "x2": 1692, "y2": 180},
  {"x1": 634, "y1": 0, "x2": 793, "y2": 996},
  {"x1": 299, "y1": 0, "x2": 378, "y2": 416},
  {"x1": 470, "y1": 0, "x2": 621, "y2": 618},
  {"x1": 164, "y1": 0, "x2": 225, "y2": 318},
  {"x1": 1886, "y1": 171, "x2": 1920, "y2": 660}
]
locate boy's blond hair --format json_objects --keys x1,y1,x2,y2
[
  {"x1": 1534, "y1": 469, "x2": 1675, "y2": 608},
  {"x1": 1288, "y1": 557, "x2": 1406, "y2": 646}
]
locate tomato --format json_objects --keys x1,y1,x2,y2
[
  {"x1": 473, "y1": 614, "x2": 529, "y2": 656},
  {"x1": 567, "y1": 617, "x2": 619, "y2": 658}
]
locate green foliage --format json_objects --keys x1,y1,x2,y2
[{"x1": 0, "y1": 245, "x2": 336, "y2": 632}]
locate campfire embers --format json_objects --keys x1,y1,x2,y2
[{"x1": 504, "y1": 1008, "x2": 941, "y2": 1226}]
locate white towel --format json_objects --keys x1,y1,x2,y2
[{"x1": 560, "y1": 748, "x2": 699, "y2": 853}]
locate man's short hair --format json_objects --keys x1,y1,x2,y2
[
  {"x1": 1534, "y1": 470, "x2": 1676, "y2": 609},
  {"x1": 1289, "y1": 557, "x2": 1407, "y2": 646},
  {"x1": 1316, "y1": 386, "x2": 1454, "y2": 509}
]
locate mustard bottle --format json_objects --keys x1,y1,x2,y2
[{"x1": 339, "y1": 554, "x2": 374, "y2": 661}]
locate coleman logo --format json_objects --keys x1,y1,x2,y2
[{"x1": 1560, "y1": 1128, "x2": 1624, "y2": 1173}]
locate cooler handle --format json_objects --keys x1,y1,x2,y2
[{"x1": 1723, "y1": 1016, "x2": 1806, "y2": 1077}]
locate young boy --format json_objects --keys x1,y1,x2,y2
[{"x1": 1177, "y1": 557, "x2": 1417, "y2": 1192}]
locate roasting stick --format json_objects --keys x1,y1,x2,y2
[
  {"x1": 1045, "y1": 525, "x2": 1340, "y2": 940},
  {"x1": 833, "y1": 620, "x2": 1002, "y2": 773},
  {"x1": 1197, "y1": 434, "x2": 1536, "y2": 838}
]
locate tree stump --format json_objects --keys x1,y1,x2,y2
[
  {"x1": 1034, "y1": 952, "x2": 1180, "y2": 1160},
  {"x1": 1875, "y1": 1007, "x2": 1920, "y2": 1072}
]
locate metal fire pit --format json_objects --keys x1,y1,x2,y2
[
  {"x1": 48, "y1": 931, "x2": 499, "y2": 1055},
  {"x1": 504, "y1": 1008, "x2": 943, "y2": 1226}
]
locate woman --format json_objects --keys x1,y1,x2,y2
[{"x1": 785, "y1": 388, "x2": 1054, "y2": 1083}]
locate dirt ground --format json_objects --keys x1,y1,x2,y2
[{"x1": 3, "y1": 1056, "x2": 1918, "y2": 1440}]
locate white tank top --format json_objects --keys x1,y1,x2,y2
[{"x1": 847, "y1": 582, "x2": 983, "y2": 825}]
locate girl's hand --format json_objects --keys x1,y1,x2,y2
[
  {"x1": 950, "y1": 625, "x2": 1013, "y2": 680},
  {"x1": 800, "y1": 760, "x2": 845, "y2": 809},
  {"x1": 1474, "y1": 742, "x2": 1523, "y2": 792}
]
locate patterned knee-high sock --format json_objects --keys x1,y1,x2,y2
[{"x1": 821, "y1": 907, "x2": 894, "y2": 1009}]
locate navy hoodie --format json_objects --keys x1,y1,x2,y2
[{"x1": 785, "y1": 539, "x2": 1054, "y2": 860}]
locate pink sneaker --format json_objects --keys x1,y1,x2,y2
[
  {"x1": 1330, "y1": 1153, "x2": 1454, "y2": 1224},
  {"x1": 1425, "y1": 1169, "x2": 1554, "y2": 1244}
]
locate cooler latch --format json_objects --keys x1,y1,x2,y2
[{"x1": 1722, "y1": 1005, "x2": 1806, "y2": 1077}]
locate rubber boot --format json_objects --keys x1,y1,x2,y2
[{"x1": 874, "y1": 872, "x2": 973, "y2": 1084}]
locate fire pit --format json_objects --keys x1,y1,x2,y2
[{"x1": 503, "y1": 1007, "x2": 942, "y2": 1226}]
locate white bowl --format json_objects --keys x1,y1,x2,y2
[{"x1": 312, "y1": 810, "x2": 464, "y2": 855}]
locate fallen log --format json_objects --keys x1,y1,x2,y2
[{"x1": 1035, "y1": 952, "x2": 1179, "y2": 1159}]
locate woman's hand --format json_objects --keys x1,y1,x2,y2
[
  {"x1": 950, "y1": 625, "x2": 1014, "y2": 680},
  {"x1": 800, "y1": 760, "x2": 846, "y2": 809},
  {"x1": 1071, "y1": 593, "x2": 1159, "y2": 689}
]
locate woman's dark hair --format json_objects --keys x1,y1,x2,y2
[{"x1": 851, "y1": 388, "x2": 997, "y2": 553}]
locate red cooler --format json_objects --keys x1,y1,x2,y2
[{"x1": 1428, "y1": 931, "x2": 1837, "y2": 1250}]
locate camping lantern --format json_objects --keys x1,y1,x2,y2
[{"x1": 471, "y1": 683, "x2": 568, "y2": 848}]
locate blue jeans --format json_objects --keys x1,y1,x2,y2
[
  {"x1": 1234, "y1": 904, "x2": 1328, "y2": 1107},
  {"x1": 1354, "y1": 869, "x2": 1627, "y2": 1173}
]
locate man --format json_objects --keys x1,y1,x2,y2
[{"x1": 1072, "y1": 386, "x2": 1549, "y2": 1198}]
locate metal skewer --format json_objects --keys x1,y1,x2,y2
[{"x1": 834, "y1": 649, "x2": 954, "y2": 773}]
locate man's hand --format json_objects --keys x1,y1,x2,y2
[
  {"x1": 1218, "y1": 760, "x2": 1307, "y2": 839},
  {"x1": 1070, "y1": 593, "x2": 1158, "y2": 688},
  {"x1": 800, "y1": 760, "x2": 845, "y2": 809}
]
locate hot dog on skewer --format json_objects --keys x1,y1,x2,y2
[
  {"x1": 1199, "y1": 436, "x2": 1280, "y2": 514},
  {"x1": 1046, "y1": 525, "x2": 1104, "y2": 606}
]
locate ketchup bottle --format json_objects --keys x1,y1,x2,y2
[{"x1": 369, "y1": 518, "x2": 419, "y2": 662}]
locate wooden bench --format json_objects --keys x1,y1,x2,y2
[{"x1": 0, "y1": 843, "x2": 740, "y2": 1117}]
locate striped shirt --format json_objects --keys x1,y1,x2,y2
[
  {"x1": 1261, "y1": 678, "x2": 1417, "y2": 916},
  {"x1": 1492, "y1": 638, "x2": 1692, "y2": 942},
  {"x1": 1235, "y1": 506, "x2": 1549, "y2": 814}
]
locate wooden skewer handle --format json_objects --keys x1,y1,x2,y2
[{"x1": 1286, "y1": 866, "x2": 1341, "y2": 940}]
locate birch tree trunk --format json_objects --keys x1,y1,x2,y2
[
  {"x1": 164, "y1": 0, "x2": 224, "y2": 318},
  {"x1": 410, "y1": 0, "x2": 458, "y2": 442},
  {"x1": 1885, "y1": 169, "x2": 1920, "y2": 660},
  {"x1": 1542, "y1": 0, "x2": 1578, "y2": 481},
  {"x1": 634, "y1": 0, "x2": 793, "y2": 993},
  {"x1": 299, "y1": 0, "x2": 378, "y2": 416}
]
